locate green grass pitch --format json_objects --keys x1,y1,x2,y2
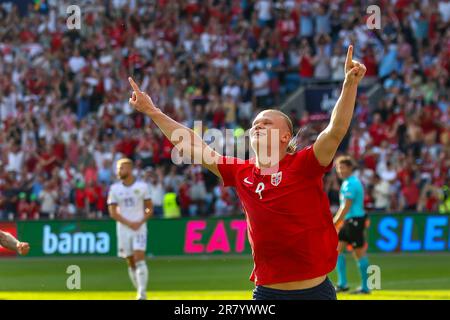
[{"x1": 1, "y1": 253, "x2": 450, "y2": 300}]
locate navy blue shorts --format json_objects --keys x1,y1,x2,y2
[{"x1": 253, "y1": 277, "x2": 337, "y2": 300}]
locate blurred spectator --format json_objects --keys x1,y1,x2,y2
[
  {"x1": 17, "y1": 192, "x2": 30, "y2": 220},
  {"x1": 213, "y1": 185, "x2": 234, "y2": 216},
  {"x1": 418, "y1": 184, "x2": 440, "y2": 212},
  {"x1": 163, "y1": 186, "x2": 181, "y2": 219},
  {"x1": 330, "y1": 45, "x2": 346, "y2": 81},
  {"x1": 5, "y1": 142, "x2": 24, "y2": 173},
  {"x1": 373, "y1": 174, "x2": 391, "y2": 211},
  {"x1": 57, "y1": 197, "x2": 76, "y2": 220},
  {"x1": 178, "y1": 180, "x2": 192, "y2": 217},
  {"x1": 2, "y1": 171, "x2": 20, "y2": 220},
  {"x1": 28, "y1": 194, "x2": 40, "y2": 220},
  {"x1": 38, "y1": 182, "x2": 58, "y2": 219},
  {"x1": 400, "y1": 175, "x2": 421, "y2": 211},
  {"x1": 190, "y1": 174, "x2": 207, "y2": 216},
  {"x1": 251, "y1": 67, "x2": 270, "y2": 108},
  {"x1": 313, "y1": 35, "x2": 332, "y2": 79},
  {"x1": 439, "y1": 182, "x2": 450, "y2": 213},
  {"x1": 147, "y1": 170, "x2": 164, "y2": 218},
  {"x1": 324, "y1": 172, "x2": 340, "y2": 213}
]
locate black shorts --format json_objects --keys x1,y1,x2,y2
[
  {"x1": 253, "y1": 277, "x2": 337, "y2": 300},
  {"x1": 338, "y1": 216, "x2": 367, "y2": 249}
]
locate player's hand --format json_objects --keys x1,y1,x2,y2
[
  {"x1": 128, "y1": 77, "x2": 160, "y2": 116},
  {"x1": 334, "y1": 220, "x2": 344, "y2": 232},
  {"x1": 343, "y1": 45, "x2": 366, "y2": 87},
  {"x1": 16, "y1": 242, "x2": 30, "y2": 255},
  {"x1": 128, "y1": 221, "x2": 142, "y2": 231}
]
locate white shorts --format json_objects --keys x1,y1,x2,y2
[{"x1": 117, "y1": 224, "x2": 147, "y2": 258}]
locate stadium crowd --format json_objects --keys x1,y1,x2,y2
[{"x1": 0, "y1": 0, "x2": 449, "y2": 221}]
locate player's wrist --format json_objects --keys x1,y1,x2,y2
[
  {"x1": 144, "y1": 106, "x2": 161, "y2": 117},
  {"x1": 124, "y1": 220, "x2": 134, "y2": 228},
  {"x1": 343, "y1": 79, "x2": 358, "y2": 89},
  {"x1": 16, "y1": 242, "x2": 24, "y2": 253}
]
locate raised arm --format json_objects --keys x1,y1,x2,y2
[
  {"x1": 128, "y1": 77, "x2": 222, "y2": 177},
  {"x1": 313, "y1": 45, "x2": 367, "y2": 166}
]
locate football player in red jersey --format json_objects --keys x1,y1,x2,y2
[{"x1": 128, "y1": 45, "x2": 366, "y2": 300}]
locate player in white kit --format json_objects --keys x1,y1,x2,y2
[{"x1": 107, "y1": 158, "x2": 153, "y2": 300}]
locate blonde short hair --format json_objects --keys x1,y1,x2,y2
[
  {"x1": 116, "y1": 158, "x2": 133, "y2": 168},
  {"x1": 262, "y1": 109, "x2": 297, "y2": 153}
]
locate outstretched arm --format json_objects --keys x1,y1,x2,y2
[
  {"x1": 0, "y1": 230, "x2": 30, "y2": 255},
  {"x1": 313, "y1": 45, "x2": 367, "y2": 166},
  {"x1": 333, "y1": 199, "x2": 352, "y2": 225},
  {"x1": 128, "y1": 77, "x2": 222, "y2": 178}
]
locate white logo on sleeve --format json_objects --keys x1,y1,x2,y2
[
  {"x1": 255, "y1": 182, "x2": 265, "y2": 199},
  {"x1": 244, "y1": 177, "x2": 253, "y2": 185}
]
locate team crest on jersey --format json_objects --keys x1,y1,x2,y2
[
  {"x1": 134, "y1": 189, "x2": 140, "y2": 195},
  {"x1": 271, "y1": 172, "x2": 282, "y2": 186}
]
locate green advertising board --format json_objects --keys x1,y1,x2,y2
[
  {"x1": 7, "y1": 213, "x2": 450, "y2": 258},
  {"x1": 17, "y1": 220, "x2": 117, "y2": 257},
  {"x1": 14, "y1": 218, "x2": 251, "y2": 257}
]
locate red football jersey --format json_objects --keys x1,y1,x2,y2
[{"x1": 217, "y1": 145, "x2": 338, "y2": 286}]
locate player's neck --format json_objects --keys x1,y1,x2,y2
[
  {"x1": 343, "y1": 173, "x2": 352, "y2": 180},
  {"x1": 121, "y1": 176, "x2": 136, "y2": 186},
  {"x1": 255, "y1": 149, "x2": 287, "y2": 171}
]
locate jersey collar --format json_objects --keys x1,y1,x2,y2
[
  {"x1": 121, "y1": 177, "x2": 136, "y2": 187},
  {"x1": 252, "y1": 153, "x2": 292, "y2": 176}
]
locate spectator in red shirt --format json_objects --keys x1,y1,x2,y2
[
  {"x1": 84, "y1": 181, "x2": 98, "y2": 219},
  {"x1": 74, "y1": 181, "x2": 87, "y2": 217},
  {"x1": 362, "y1": 46, "x2": 378, "y2": 79},
  {"x1": 368, "y1": 113, "x2": 388, "y2": 147},
  {"x1": 29, "y1": 194, "x2": 40, "y2": 220},
  {"x1": 401, "y1": 175, "x2": 420, "y2": 211},
  {"x1": 276, "y1": 9, "x2": 297, "y2": 49},
  {"x1": 95, "y1": 183, "x2": 107, "y2": 217},
  {"x1": 299, "y1": 44, "x2": 314, "y2": 80},
  {"x1": 37, "y1": 144, "x2": 58, "y2": 177},
  {"x1": 17, "y1": 192, "x2": 30, "y2": 220},
  {"x1": 116, "y1": 136, "x2": 139, "y2": 160},
  {"x1": 178, "y1": 181, "x2": 192, "y2": 217},
  {"x1": 52, "y1": 136, "x2": 66, "y2": 163}
]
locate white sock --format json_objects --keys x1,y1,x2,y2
[
  {"x1": 135, "y1": 260, "x2": 148, "y2": 299},
  {"x1": 128, "y1": 267, "x2": 137, "y2": 289}
]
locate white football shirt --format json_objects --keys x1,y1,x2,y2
[{"x1": 107, "y1": 180, "x2": 151, "y2": 223}]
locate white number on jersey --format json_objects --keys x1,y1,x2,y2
[
  {"x1": 123, "y1": 197, "x2": 136, "y2": 208},
  {"x1": 255, "y1": 182, "x2": 265, "y2": 199}
]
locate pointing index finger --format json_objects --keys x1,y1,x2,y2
[
  {"x1": 345, "y1": 45, "x2": 353, "y2": 69},
  {"x1": 128, "y1": 77, "x2": 140, "y2": 92}
]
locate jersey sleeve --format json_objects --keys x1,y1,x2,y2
[
  {"x1": 291, "y1": 145, "x2": 333, "y2": 178},
  {"x1": 217, "y1": 156, "x2": 240, "y2": 187},
  {"x1": 341, "y1": 182, "x2": 356, "y2": 200},
  {"x1": 107, "y1": 186, "x2": 118, "y2": 205}
]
